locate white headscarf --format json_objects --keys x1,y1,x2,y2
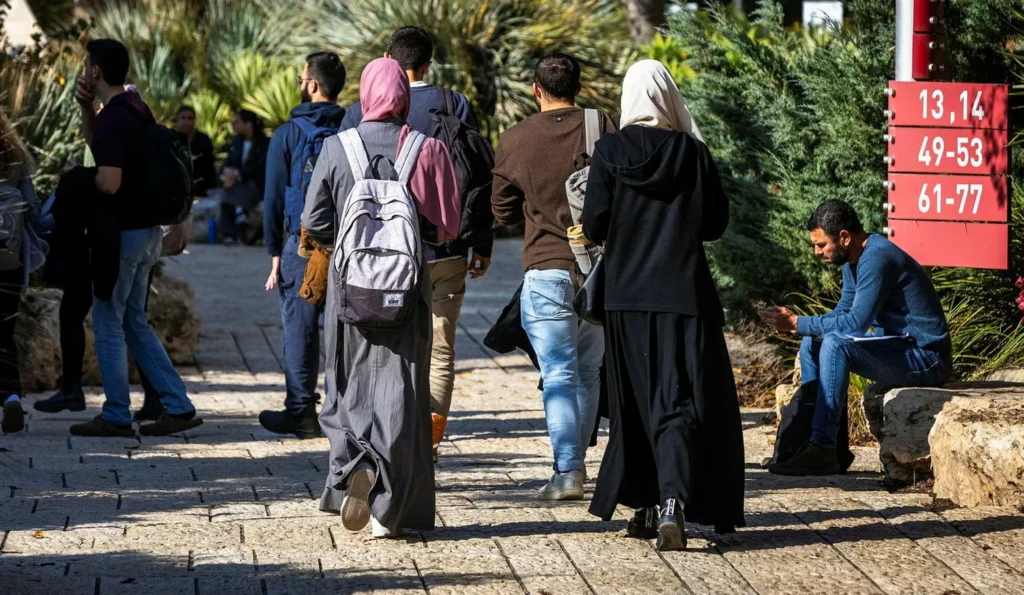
[{"x1": 620, "y1": 59, "x2": 703, "y2": 142}]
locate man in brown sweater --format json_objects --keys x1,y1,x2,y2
[{"x1": 491, "y1": 53, "x2": 617, "y2": 501}]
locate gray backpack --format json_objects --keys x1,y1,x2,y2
[
  {"x1": 0, "y1": 182, "x2": 25, "y2": 271},
  {"x1": 332, "y1": 128, "x2": 426, "y2": 329},
  {"x1": 564, "y1": 109, "x2": 602, "y2": 275}
]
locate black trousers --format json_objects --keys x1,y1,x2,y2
[
  {"x1": 60, "y1": 266, "x2": 159, "y2": 405},
  {"x1": 0, "y1": 268, "x2": 23, "y2": 399}
]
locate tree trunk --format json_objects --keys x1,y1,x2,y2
[{"x1": 624, "y1": 0, "x2": 667, "y2": 45}]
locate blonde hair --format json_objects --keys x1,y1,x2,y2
[{"x1": 0, "y1": 112, "x2": 35, "y2": 180}]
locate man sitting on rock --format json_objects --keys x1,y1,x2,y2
[{"x1": 760, "y1": 199, "x2": 952, "y2": 476}]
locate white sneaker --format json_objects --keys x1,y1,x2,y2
[
  {"x1": 371, "y1": 515, "x2": 402, "y2": 538},
  {"x1": 538, "y1": 470, "x2": 585, "y2": 501},
  {"x1": 341, "y1": 463, "x2": 375, "y2": 531}
]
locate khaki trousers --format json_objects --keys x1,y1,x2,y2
[{"x1": 428, "y1": 258, "x2": 467, "y2": 418}]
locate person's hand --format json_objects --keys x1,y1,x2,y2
[
  {"x1": 74, "y1": 76, "x2": 95, "y2": 108},
  {"x1": 265, "y1": 256, "x2": 281, "y2": 291},
  {"x1": 468, "y1": 252, "x2": 491, "y2": 279},
  {"x1": 758, "y1": 306, "x2": 798, "y2": 335}
]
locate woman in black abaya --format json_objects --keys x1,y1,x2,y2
[{"x1": 582, "y1": 60, "x2": 745, "y2": 551}]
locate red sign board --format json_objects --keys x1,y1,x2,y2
[
  {"x1": 887, "y1": 174, "x2": 1009, "y2": 222},
  {"x1": 887, "y1": 82, "x2": 1008, "y2": 129},
  {"x1": 887, "y1": 220, "x2": 1009, "y2": 269},
  {"x1": 887, "y1": 126, "x2": 1009, "y2": 175}
]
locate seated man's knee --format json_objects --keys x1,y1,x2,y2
[{"x1": 819, "y1": 333, "x2": 853, "y2": 358}]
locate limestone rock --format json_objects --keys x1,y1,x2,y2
[
  {"x1": 880, "y1": 387, "x2": 959, "y2": 482},
  {"x1": 861, "y1": 383, "x2": 887, "y2": 442},
  {"x1": 15, "y1": 277, "x2": 199, "y2": 392},
  {"x1": 774, "y1": 383, "x2": 797, "y2": 420},
  {"x1": 15, "y1": 288, "x2": 62, "y2": 393},
  {"x1": 988, "y1": 368, "x2": 1024, "y2": 384},
  {"x1": 931, "y1": 392, "x2": 1024, "y2": 507},
  {"x1": 147, "y1": 275, "x2": 199, "y2": 365}
]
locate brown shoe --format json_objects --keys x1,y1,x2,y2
[
  {"x1": 139, "y1": 412, "x2": 203, "y2": 436},
  {"x1": 70, "y1": 415, "x2": 136, "y2": 438}
]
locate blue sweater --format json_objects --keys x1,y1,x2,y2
[
  {"x1": 797, "y1": 234, "x2": 951, "y2": 353},
  {"x1": 263, "y1": 102, "x2": 346, "y2": 257}
]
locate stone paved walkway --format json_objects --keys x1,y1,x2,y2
[{"x1": 4, "y1": 240, "x2": 1024, "y2": 594}]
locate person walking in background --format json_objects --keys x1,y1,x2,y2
[
  {"x1": 760, "y1": 200, "x2": 951, "y2": 476},
  {"x1": 65, "y1": 39, "x2": 201, "y2": 438},
  {"x1": 35, "y1": 87, "x2": 166, "y2": 423},
  {"x1": 343, "y1": 26, "x2": 495, "y2": 460},
  {"x1": 175, "y1": 105, "x2": 216, "y2": 197},
  {"x1": 582, "y1": 60, "x2": 745, "y2": 551},
  {"x1": 0, "y1": 113, "x2": 44, "y2": 434},
  {"x1": 303, "y1": 58, "x2": 460, "y2": 537},
  {"x1": 491, "y1": 53, "x2": 616, "y2": 501},
  {"x1": 259, "y1": 52, "x2": 347, "y2": 439},
  {"x1": 219, "y1": 109, "x2": 268, "y2": 245}
]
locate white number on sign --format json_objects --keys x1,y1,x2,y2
[
  {"x1": 920, "y1": 89, "x2": 945, "y2": 119},
  {"x1": 971, "y1": 138, "x2": 983, "y2": 167},
  {"x1": 916, "y1": 135, "x2": 986, "y2": 169},
  {"x1": 919, "y1": 183, "x2": 985, "y2": 215}
]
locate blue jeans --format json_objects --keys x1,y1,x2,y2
[
  {"x1": 800, "y1": 333, "x2": 949, "y2": 449},
  {"x1": 279, "y1": 234, "x2": 321, "y2": 413},
  {"x1": 521, "y1": 269, "x2": 603, "y2": 473},
  {"x1": 93, "y1": 228, "x2": 194, "y2": 426}
]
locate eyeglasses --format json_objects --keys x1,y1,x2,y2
[{"x1": 296, "y1": 76, "x2": 312, "y2": 85}]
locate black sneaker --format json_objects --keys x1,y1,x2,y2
[
  {"x1": 33, "y1": 389, "x2": 86, "y2": 413},
  {"x1": 70, "y1": 415, "x2": 135, "y2": 437},
  {"x1": 657, "y1": 498, "x2": 686, "y2": 552},
  {"x1": 626, "y1": 507, "x2": 659, "y2": 540},
  {"x1": 139, "y1": 411, "x2": 203, "y2": 436},
  {"x1": 2, "y1": 398, "x2": 25, "y2": 433},
  {"x1": 258, "y1": 405, "x2": 322, "y2": 439},
  {"x1": 768, "y1": 442, "x2": 841, "y2": 476}
]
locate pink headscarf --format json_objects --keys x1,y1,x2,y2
[{"x1": 359, "y1": 58, "x2": 460, "y2": 241}]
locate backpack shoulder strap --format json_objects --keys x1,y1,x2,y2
[
  {"x1": 584, "y1": 109, "x2": 599, "y2": 157},
  {"x1": 292, "y1": 117, "x2": 316, "y2": 137},
  {"x1": 338, "y1": 129, "x2": 370, "y2": 183},
  {"x1": 441, "y1": 88, "x2": 457, "y2": 116},
  {"x1": 395, "y1": 130, "x2": 428, "y2": 185}
]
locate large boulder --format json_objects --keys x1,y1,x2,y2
[
  {"x1": 15, "y1": 276, "x2": 199, "y2": 393},
  {"x1": 880, "y1": 386, "x2": 963, "y2": 482},
  {"x1": 930, "y1": 392, "x2": 1024, "y2": 507},
  {"x1": 879, "y1": 384, "x2": 1023, "y2": 482}
]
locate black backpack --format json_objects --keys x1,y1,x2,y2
[
  {"x1": 429, "y1": 89, "x2": 495, "y2": 247},
  {"x1": 112, "y1": 102, "x2": 194, "y2": 226},
  {"x1": 142, "y1": 123, "x2": 194, "y2": 225}
]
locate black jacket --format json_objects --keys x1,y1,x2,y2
[
  {"x1": 582, "y1": 126, "x2": 728, "y2": 322},
  {"x1": 44, "y1": 166, "x2": 120, "y2": 300}
]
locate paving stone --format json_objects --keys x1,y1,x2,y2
[
  {"x1": 714, "y1": 497, "x2": 883, "y2": 594},
  {"x1": 125, "y1": 523, "x2": 242, "y2": 549},
  {"x1": 2, "y1": 526, "x2": 125, "y2": 553},
  {"x1": 558, "y1": 534, "x2": 688, "y2": 594},
  {"x1": 191, "y1": 548, "x2": 255, "y2": 575},
  {"x1": 0, "y1": 572, "x2": 98, "y2": 594},
  {"x1": 242, "y1": 518, "x2": 334, "y2": 551},
  {"x1": 778, "y1": 493, "x2": 977, "y2": 594},
  {"x1": 496, "y1": 536, "x2": 592, "y2": 595},
  {"x1": 97, "y1": 575, "x2": 194, "y2": 594},
  {"x1": 857, "y1": 493, "x2": 1024, "y2": 594}
]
